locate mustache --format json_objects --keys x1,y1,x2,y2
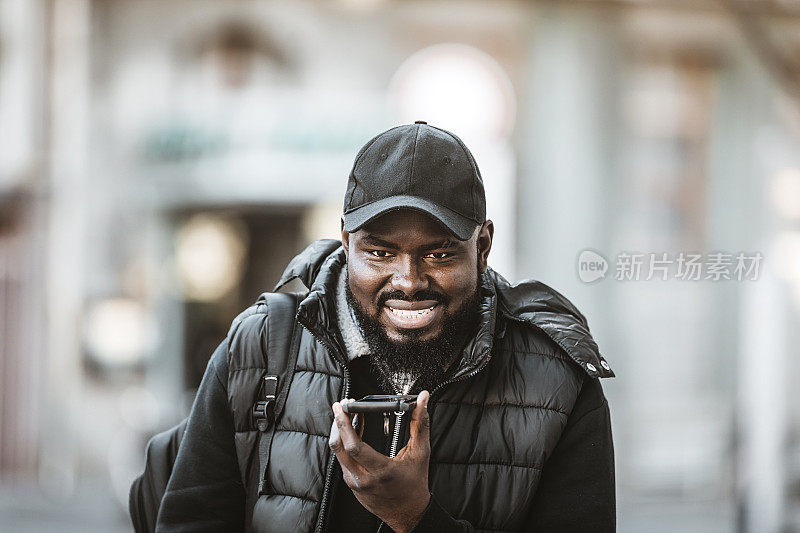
[{"x1": 377, "y1": 289, "x2": 450, "y2": 308}]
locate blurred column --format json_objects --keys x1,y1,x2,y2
[
  {"x1": 516, "y1": 5, "x2": 620, "y2": 319},
  {"x1": 737, "y1": 272, "x2": 789, "y2": 533},
  {"x1": 0, "y1": 0, "x2": 47, "y2": 481},
  {"x1": 709, "y1": 40, "x2": 789, "y2": 533},
  {"x1": 41, "y1": 0, "x2": 91, "y2": 496}
]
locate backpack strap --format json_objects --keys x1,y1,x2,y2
[{"x1": 251, "y1": 292, "x2": 303, "y2": 495}]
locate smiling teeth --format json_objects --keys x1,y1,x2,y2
[{"x1": 388, "y1": 306, "x2": 435, "y2": 319}]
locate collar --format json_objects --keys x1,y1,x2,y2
[
  {"x1": 334, "y1": 264, "x2": 371, "y2": 361},
  {"x1": 276, "y1": 240, "x2": 499, "y2": 382},
  {"x1": 275, "y1": 239, "x2": 613, "y2": 381}
]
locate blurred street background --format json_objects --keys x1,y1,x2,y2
[{"x1": 2, "y1": 0, "x2": 800, "y2": 531}]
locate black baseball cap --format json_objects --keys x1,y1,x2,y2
[{"x1": 342, "y1": 121, "x2": 486, "y2": 241}]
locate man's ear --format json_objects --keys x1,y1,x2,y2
[
  {"x1": 340, "y1": 217, "x2": 349, "y2": 260},
  {"x1": 477, "y1": 220, "x2": 494, "y2": 273}
]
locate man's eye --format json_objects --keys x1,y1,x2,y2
[
  {"x1": 368, "y1": 250, "x2": 391, "y2": 258},
  {"x1": 427, "y1": 252, "x2": 452, "y2": 260}
]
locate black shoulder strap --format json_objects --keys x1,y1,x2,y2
[{"x1": 252, "y1": 291, "x2": 303, "y2": 495}]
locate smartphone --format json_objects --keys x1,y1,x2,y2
[{"x1": 341, "y1": 394, "x2": 418, "y2": 414}]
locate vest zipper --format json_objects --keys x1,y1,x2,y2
[
  {"x1": 429, "y1": 355, "x2": 493, "y2": 400},
  {"x1": 307, "y1": 314, "x2": 495, "y2": 532},
  {"x1": 427, "y1": 298, "x2": 499, "y2": 401},
  {"x1": 298, "y1": 322, "x2": 351, "y2": 533},
  {"x1": 385, "y1": 342, "x2": 497, "y2": 459},
  {"x1": 372, "y1": 353, "x2": 494, "y2": 533},
  {"x1": 388, "y1": 412, "x2": 404, "y2": 458}
]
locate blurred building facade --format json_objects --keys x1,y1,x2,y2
[{"x1": 2, "y1": 1, "x2": 800, "y2": 531}]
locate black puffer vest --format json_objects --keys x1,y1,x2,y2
[{"x1": 226, "y1": 240, "x2": 613, "y2": 533}]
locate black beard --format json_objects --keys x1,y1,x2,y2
[{"x1": 344, "y1": 271, "x2": 482, "y2": 393}]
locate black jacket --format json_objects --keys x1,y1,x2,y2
[{"x1": 156, "y1": 240, "x2": 616, "y2": 532}]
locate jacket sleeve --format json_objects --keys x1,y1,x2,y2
[
  {"x1": 407, "y1": 495, "x2": 474, "y2": 532},
  {"x1": 374, "y1": 494, "x2": 474, "y2": 533},
  {"x1": 155, "y1": 339, "x2": 246, "y2": 532},
  {"x1": 523, "y1": 377, "x2": 616, "y2": 533}
]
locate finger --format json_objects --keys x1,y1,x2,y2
[
  {"x1": 333, "y1": 402, "x2": 386, "y2": 471},
  {"x1": 408, "y1": 390, "x2": 431, "y2": 451},
  {"x1": 328, "y1": 402, "x2": 366, "y2": 475},
  {"x1": 342, "y1": 399, "x2": 363, "y2": 436}
]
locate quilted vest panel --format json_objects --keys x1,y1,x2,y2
[
  {"x1": 227, "y1": 298, "x2": 345, "y2": 533},
  {"x1": 428, "y1": 320, "x2": 584, "y2": 532}
]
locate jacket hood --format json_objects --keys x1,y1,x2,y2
[{"x1": 275, "y1": 239, "x2": 613, "y2": 379}]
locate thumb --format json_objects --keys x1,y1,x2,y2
[{"x1": 408, "y1": 390, "x2": 431, "y2": 451}]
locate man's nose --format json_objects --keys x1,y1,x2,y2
[{"x1": 390, "y1": 256, "x2": 428, "y2": 296}]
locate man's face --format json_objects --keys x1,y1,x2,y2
[
  {"x1": 341, "y1": 209, "x2": 493, "y2": 389},
  {"x1": 341, "y1": 210, "x2": 493, "y2": 344}
]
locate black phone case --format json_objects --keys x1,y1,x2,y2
[{"x1": 341, "y1": 395, "x2": 418, "y2": 414}]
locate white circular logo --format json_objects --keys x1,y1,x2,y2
[{"x1": 577, "y1": 249, "x2": 608, "y2": 283}]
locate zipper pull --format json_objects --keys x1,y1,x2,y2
[{"x1": 383, "y1": 414, "x2": 390, "y2": 436}]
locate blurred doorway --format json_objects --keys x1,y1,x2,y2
[{"x1": 174, "y1": 206, "x2": 305, "y2": 390}]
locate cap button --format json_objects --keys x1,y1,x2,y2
[{"x1": 414, "y1": 120, "x2": 427, "y2": 125}]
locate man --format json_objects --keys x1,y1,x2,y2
[{"x1": 155, "y1": 122, "x2": 615, "y2": 532}]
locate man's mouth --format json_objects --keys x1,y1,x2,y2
[
  {"x1": 388, "y1": 306, "x2": 435, "y2": 318},
  {"x1": 383, "y1": 299, "x2": 441, "y2": 329}
]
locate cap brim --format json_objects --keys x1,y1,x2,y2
[{"x1": 343, "y1": 195, "x2": 479, "y2": 241}]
